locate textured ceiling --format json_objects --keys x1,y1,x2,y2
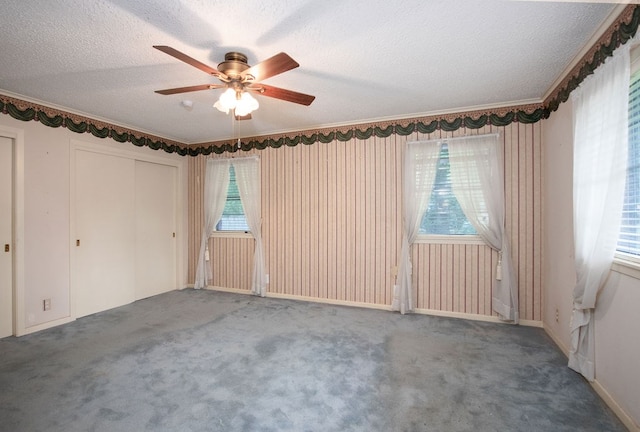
[{"x1": 0, "y1": 1, "x2": 620, "y2": 144}]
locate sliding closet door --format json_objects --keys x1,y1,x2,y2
[
  {"x1": 75, "y1": 150, "x2": 135, "y2": 318},
  {"x1": 134, "y1": 160, "x2": 177, "y2": 300},
  {"x1": 0, "y1": 137, "x2": 13, "y2": 337}
]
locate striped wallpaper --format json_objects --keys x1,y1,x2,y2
[{"x1": 187, "y1": 121, "x2": 542, "y2": 322}]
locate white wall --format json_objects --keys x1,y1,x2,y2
[
  {"x1": 542, "y1": 100, "x2": 576, "y2": 352},
  {"x1": 0, "y1": 114, "x2": 188, "y2": 334},
  {"x1": 596, "y1": 270, "x2": 640, "y2": 427},
  {"x1": 543, "y1": 99, "x2": 640, "y2": 430}
]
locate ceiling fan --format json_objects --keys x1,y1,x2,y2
[{"x1": 153, "y1": 45, "x2": 315, "y2": 119}]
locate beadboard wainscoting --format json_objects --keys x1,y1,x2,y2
[{"x1": 188, "y1": 121, "x2": 542, "y2": 322}]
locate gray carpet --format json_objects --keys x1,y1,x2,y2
[{"x1": 0, "y1": 289, "x2": 627, "y2": 432}]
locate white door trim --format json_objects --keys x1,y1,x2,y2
[{"x1": 0, "y1": 126, "x2": 24, "y2": 336}]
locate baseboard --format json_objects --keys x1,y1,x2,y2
[
  {"x1": 15, "y1": 288, "x2": 192, "y2": 337},
  {"x1": 267, "y1": 291, "x2": 395, "y2": 312},
  {"x1": 17, "y1": 316, "x2": 75, "y2": 336},
  {"x1": 543, "y1": 323, "x2": 639, "y2": 431},
  {"x1": 414, "y1": 307, "x2": 543, "y2": 328},
  {"x1": 204, "y1": 286, "x2": 394, "y2": 311},
  {"x1": 203, "y1": 285, "x2": 248, "y2": 295},
  {"x1": 591, "y1": 380, "x2": 640, "y2": 432},
  {"x1": 542, "y1": 323, "x2": 570, "y2": 357},
  {"x1": 202, "y1": 286, "x2": 543, "y2": 327}
]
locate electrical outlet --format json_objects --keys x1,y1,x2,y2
[{"x1": 43, "y1": 298, "x2": 51, "y2": 311}]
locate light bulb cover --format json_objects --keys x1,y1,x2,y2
[
  {"x1": 214, "y1": 88, "x2": 259, "y2": 116},
  {"x1": 235, "y1": 92, "x2": 259, "y2": 116},
  {"x1": 214, "y1": 88, "x2": 238, "y2": 114}
]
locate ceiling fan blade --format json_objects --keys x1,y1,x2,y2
[
  {"x1": 154, "y1": 84, "x2": 224, "y2": 95},
  {"x1": 253, "y1": 84, "x2": 315, "y2": 106},
  {"x1": 241, "y1": 52, "x2": 299, "y2": 82},
  {"x1": 153, "y1": 45, "x2": 223, "y2": 77}
]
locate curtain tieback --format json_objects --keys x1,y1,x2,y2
[{"x1": 496, "y1": 250, "x2": 503, "y2": 281}]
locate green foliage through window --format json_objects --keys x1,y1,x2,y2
[
  {"x1": 216, "y1": 166, "x2": 250, "y2": 232},
  {"x1": 419, "y1": 143, "x2": 477, "y2": 236}
]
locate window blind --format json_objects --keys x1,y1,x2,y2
[
  {"x1": 618, "y1": 70, "x2": 640, "y2": 256},
  {"x1": 216, "y1": 165, "x2": 250, "y2": 231}
]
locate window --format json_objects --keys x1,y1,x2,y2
[
  {"x1": 216, "y1": 165, "x2": 250, "y2": 232},
  {"x1": 617, "y1": 67, "x2": 640, "y2": 258},
  {"x1": 418, "y1": 143, "x2": 478, "y2": 238}
]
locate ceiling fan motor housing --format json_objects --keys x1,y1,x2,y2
[{"x1": 217, "y1": 52, "x2": 250, "y2": 79}]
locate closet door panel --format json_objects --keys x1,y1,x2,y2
[
  {"x1": 135, "y1": 160, "x2": 177, "y2": 300},
  {"x1": 75, "y1": 150, "x2": 135, "y2": 318}
]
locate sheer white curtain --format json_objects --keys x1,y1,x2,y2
[
  {"x1": 233, "y1": 157, "x2": 267, "y2": 297},
  {"x1": 570, "y1": 44, "x2": 630, "y2": 381},
  {"x1": 393, "y1": 141, "x2": 441, "y2": 314},
  {"x1": 448, "y1": 134, "x2": 518, "y2": 323},
  {"x1": 194, "y1": 159, "x2": 231, "y2": 289}
]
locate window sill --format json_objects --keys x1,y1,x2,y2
[
  {"x1": 210, "y1": 231, "x2": 253, "y2": 239},
  {"x1": 612, "y1": 254, "x2": 640, "y2": 280},
  {"x1": 415, "y1": 235, "x2": 485, "y2": 245}
]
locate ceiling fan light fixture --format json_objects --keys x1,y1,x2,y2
[
  {"x1": 214, "y1": 87, "x2": 259, "y2": 117},
  {"x1": 234, "y1": 91, "x2": 259, "y2": 117},
  {"x1": 213, "y1": 88, "x2": 237, "y2": 114}
]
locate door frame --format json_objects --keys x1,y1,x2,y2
[{"x1": 0, "y1": 126, "x2": 24, "y2": 336}]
